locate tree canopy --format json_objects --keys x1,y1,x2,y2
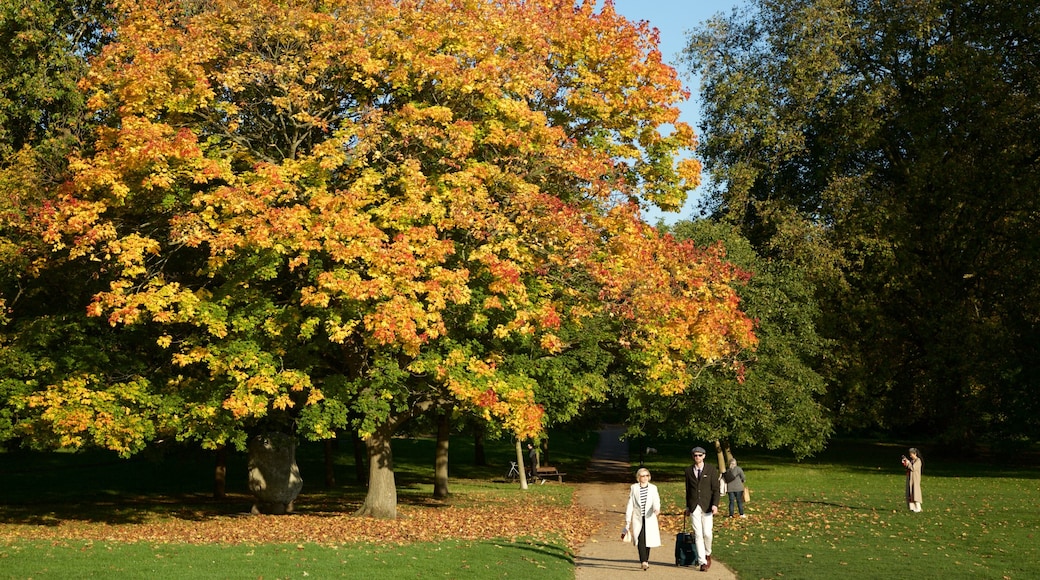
[
  {"x1": 2, "y1": 0, "x2": 758, "y2": 517},
  {"x1": 686, "y1": 0, "x2": 1040, "y2": 448},
  {"x1": 629, "y1": 219, "x2": 831, "y2": 459}
]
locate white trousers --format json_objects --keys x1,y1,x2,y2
[{"x1": 691, "y1": 505, "x2": 713, "y2": 565}]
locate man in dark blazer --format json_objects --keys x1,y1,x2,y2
[{"x1": 684, "y1": 446, "x2": 720, "y2": 571}]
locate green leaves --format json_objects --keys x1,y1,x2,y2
[
  {"x1": 686, "y1": 0, "x2": 1040, "y2": 446},
  {"x1": 0, "y1": 0, "x2": 110, "y2": 161}
]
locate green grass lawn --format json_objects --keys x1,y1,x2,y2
[
  {"x1": 2, "y1": 431, "x2": 1038, "y2": 579},
  {"x1": 642, "y1": 438, "x2": 1040, "y2": 580},
  {"x1": 0, "y1": 538, "x2": 573, "y2": 579}
]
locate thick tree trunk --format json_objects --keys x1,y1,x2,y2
[
  {"x1": 433, "y1": 411, "x2": 450, "y2": 499},
  {"x1": 247, "y1": 433, "x2": 303, "y2": 515},
  {"x1": 473, "y1": 424, "x2": 486, "y2": 466},
  {"x1": 515, "y1": 439, "x2": 529, "y2": 490},
  {"x1": 213, "y1": 445, "x2": 228, "y2": 499},
  {"x1": 324, "y1": 438, "x2": 336, "y2": 489},
  {"x1": 355, "y1": 423, "x2": 399, "y2": 518}
]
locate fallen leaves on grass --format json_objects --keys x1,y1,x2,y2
[{"x1": 0, "y1": 491, "x2": 599, "y2": 549}]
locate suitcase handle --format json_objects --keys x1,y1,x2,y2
[{"x1": 681, "y1": 515, "x2": 695, "y2": 543}]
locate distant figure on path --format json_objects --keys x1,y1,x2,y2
[
  {"x1": 722, "y1": 458, "x2": 746, "y2": 517},
  {"x1": 684, "y1": 446, "x2": 720, "y2": 572},
  {"x1": 623, "y1": 467, "x2": 662, "y2": 571},
  {"x1": 902, "y1": 447, "x2": 923, "y2": 512}
]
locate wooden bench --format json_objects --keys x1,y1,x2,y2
[{"x1": 535, "y1": 466, "x2": 566, "y2": 483}]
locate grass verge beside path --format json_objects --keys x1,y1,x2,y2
[{"x1": 637, "y1": 438, "x2": 1040, "y2": 580}]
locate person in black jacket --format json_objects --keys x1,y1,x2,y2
[{"x1": 684, "y1": 446, "x2": 720, "y2": 572}]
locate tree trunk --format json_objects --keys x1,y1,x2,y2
[
  {"x1": 473, "y1": 423, "x2": 486, "y2": 466},
  {"x1": 213, "y1": 445, "x2": 228, "y2": 499},
  {"x1": 433, "y1": 411, "x2": 450, "y2": 499},
  {"x1": 324, "y1": 438, "x2": 336, "y2": 489},
  {"x1": 722, "y1": 440, "x2": 734, "y2": 467},
  {"x1": 713, "y1": 439, "x2": 726, "y2": 473},
  {"x1": 515, "y1": 439, "x2": 529, "y2": 490},
  {"x1": 247, "y1": 432, "x2": 303, "y2": 515},
  {"x1": 352, "y1": 431, "x2": 367, "y2": 485},
  {"x1": 355, "y1": 422, "x2": 399, "y2": 518}
]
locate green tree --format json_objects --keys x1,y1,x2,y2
[
  {"x1": 0, "y1": 0, "x2": 110, "y2": 163},
  {"x1": 0, "y1": 0, "x2": 116, "y2": 449},
  {"x1": 629, "y1": 220, "x2": 831, "y2": 459},
  {"x1": 685, "y1": 0, "x2": 1040, "y2": 447}
]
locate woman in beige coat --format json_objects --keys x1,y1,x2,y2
[
  {"x1": 623, "y1": 467, "x2": 662, "y2": 570},
  {"x1": 902, "y1": 447, "x2": 923, "y2": 512}
]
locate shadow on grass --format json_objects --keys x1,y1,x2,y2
[
  {"x1": 0, "y1": 493, "x2": 249, "y2": 526},
  {"x1": 0, "y1": 481, "x2": 486, "y2": 526},
  {"x1": 489, "y1": 538, "x2": 574, "y2": 565},
  {"x1": 0, "y1": 434, "x2": 523, "y2": 527},
  {"x1": 791, "y1": 499, "x2": 876, "y2": 510}
]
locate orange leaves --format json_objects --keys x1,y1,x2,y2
[
  {"x1": 38, "y1": 0, "x2": 750, "y2": 456},
  {"x1": 21, "y1": 375, "x2": 160, "y2": 457},
  {"x1": 86, "y1": 0, "x2": 215, "y2": 116},
  {"x1": 35, "y1": 195, "x2": 114, "y2": 257},
  {"x1": 75, "y1": 118, "x2": 213, "y2": 198},
  {"x1": 570, "y1": 206, "x2": 758, "y2": 394},
  {"x1": 391, "y1": 103, "x2": 478, "y2": 161},
  {"x1": 210, "y1": 355, "x2": 318, "y2": 422},
  {"x1": 431, "y1": 348, "x2": 544, "y2": 439},
  {"x1": 0, "y1": 492, "x2": 600, "y2": 550}
]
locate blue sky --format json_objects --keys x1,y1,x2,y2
[{"x1": 598, "y1": 0, "x2": 746, "y2": 223}]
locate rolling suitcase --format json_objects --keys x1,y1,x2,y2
[{"x1": 675, "y1": 517, "x2": 698, "y2": 566}]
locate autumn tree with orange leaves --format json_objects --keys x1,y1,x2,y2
[{"x1": 2, "y1": 0, "x2": 755, "y2": 518}]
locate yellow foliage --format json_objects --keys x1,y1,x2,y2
[{"x1": 32, "y1": 0, "x2": 754, "y2": 448}]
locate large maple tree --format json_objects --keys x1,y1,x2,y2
[{"x1": 6, "y1": 0, "x2": 756, "y2": 518}]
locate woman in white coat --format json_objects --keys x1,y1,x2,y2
[{"x1": 623, "y1": 467, "x2": 662, "y2": 571}]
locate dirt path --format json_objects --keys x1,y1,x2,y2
[{"x1": 574, "y1": 426, "x2": 738, "y2": 579}]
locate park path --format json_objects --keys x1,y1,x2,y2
[{"x1": 573, "y1": 426, "x2": 737, "y2": 579}]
